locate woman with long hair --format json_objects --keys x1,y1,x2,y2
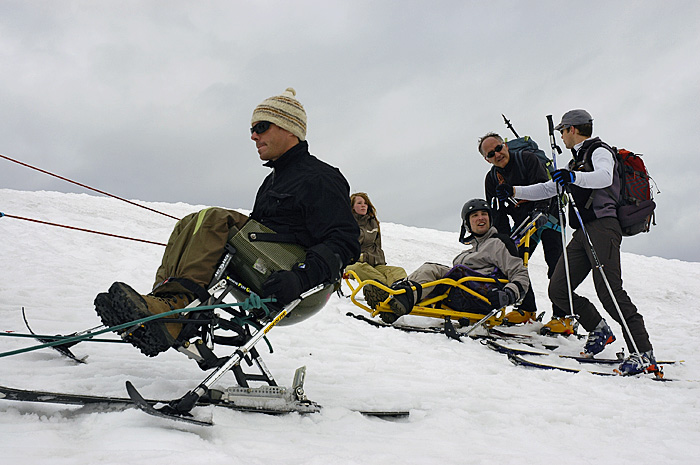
[{"x1": 345, "y1": 192, "x2": 406, "y2": 286}]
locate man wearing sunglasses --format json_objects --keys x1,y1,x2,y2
[
  {"x1": 495, "y1": 109, "x2": 657, "y2": 376},
  {"x1": 94, "y1": 88, "x2": 360, "y2": 357},
  {"x1": 478, "y1": 132, "x2": 566, "y2": 332}
]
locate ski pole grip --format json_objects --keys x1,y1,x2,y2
[{"x1": 547, "y1": 114, "x2": 554, "y2": 135}]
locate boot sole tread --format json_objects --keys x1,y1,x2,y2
[{"x1": 95, "y1": 283, "x2": 172, "y2": 357}]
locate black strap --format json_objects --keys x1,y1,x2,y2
[
  {"x1": 407, "y1": 281, "x2": 423, "y2": 308},
  {"x1": 247, "y1": 232, "x2": 299, "y2": 244},
  {"x1": 153, "y1": 277, "x2": 210, "y2": 302}
]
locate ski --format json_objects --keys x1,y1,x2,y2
[
  {"x1": 486, "y1": 339, "x2": 681, "y2": 365},
  {"x1": 346, "y1": 312, "x2": 559, "y2": 349},
  {"x1": 0, "y1": 384, "x2": 409, "y2": 421},
  {"x1": 489, "y1": 325, "x2": 585, "y2": 341},
  {"x1": 21, "y1": 307, "x2": 88, "y2": 364},
  {"x1": 485, "y1": 339, "x2": 625, "y2": 364},
  {"x1": 126, "y1": 381, "x2": 214, "y2": 426},
  {"x1": 346, "y1": 311, "x2": 448, "y2": 335},
  {"x1": 506, "y1": 353, "x2": 671, "y2": 381}
]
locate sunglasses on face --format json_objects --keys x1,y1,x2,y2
[
  {"x1": 558, "y1": 126, "x2": 570, "y2": 135},
  {"x1": 250, "y1": 121, "x2": 272, "y2": 135},
  {"x1": 486, "y1": 144, "x2": 504, "y2": 159}
]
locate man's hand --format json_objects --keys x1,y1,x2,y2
[
  {"x1": 496, "y1": 183, "x2": 514, "y2": 201},
  {"x1": 551, "y1": 169, "x2": 576, "y2": 187},
  {"x1": 262, "y1": 270, "x2": 303, "y2": 305},
  {"x1": 486, "y1": 287, "x2": 517, "y2": 309}
]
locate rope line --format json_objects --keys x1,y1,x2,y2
[
  {"x1": 1, "y1": 212, "x2": 167, "y2": 247},
  {"x1": 1, "y1": 153, "x2": 180, "y2": 220},
  {"x1": 0, "y1": 297, "x2": 277, "y2": 358}
]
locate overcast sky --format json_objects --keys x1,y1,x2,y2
[{"x1": 2, "y1": 0, "x2": 699, "y2": 262}]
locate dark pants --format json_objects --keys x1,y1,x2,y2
[
  {"x1": 548, "y1": 217, "x2": 652, "y2": 353},
  {"x1": 517, "y1": 227, "x2": 565, "y2": 315}
]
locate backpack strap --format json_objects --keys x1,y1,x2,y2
[
  {"x1": 488, "y1": 166, "x2": 499, "y2": 186},
  {"x1": 585, "y1": 140, "x2": 622, "y2": 207},
  {"x1": 512, "y1": 152, "x2": 527, "y2": 181}
]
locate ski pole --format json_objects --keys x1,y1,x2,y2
[
  {"x1": 561, "y1": 188, "x2": 644, "y2": 359},
  {"x1": 462, "y1": 307, "x2": 503, "y2": 338},
  {"x1": 547, "y1": 115, "x2": 575, "y2": 318},
  {"x1": 502, "y1": 114, "x2": 520, "y2": 138}
]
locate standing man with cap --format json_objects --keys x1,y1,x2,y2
[
  {"x1": 495, "y1": 109, "x2": 658, "y2": 376},
  {"x1": 94, "y1": 87, "x2": 360, "y2": 357}
]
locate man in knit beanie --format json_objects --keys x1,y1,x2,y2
[
  {"x1": 250, "y1": 87, "x2": 307, "y2": 162},
  {"x1": 95, "y1": 88, "x2": 360, "y2": 358},
  {"x1": 251, "y1": 87, "x2": 307, "y2": 141}
]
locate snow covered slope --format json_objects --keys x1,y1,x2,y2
[{"x1": 1, "y1": 189, "x2": 699, "y2": 465}]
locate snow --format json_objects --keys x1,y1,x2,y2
[{"x1": 1, "y1": 188, "x2": 699, "y2": 465}]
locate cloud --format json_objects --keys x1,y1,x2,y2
[{"x1": 1, "y1": 0, "x2": 699, "y2": 261}]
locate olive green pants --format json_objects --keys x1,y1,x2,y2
[
  {"x1": 345, "y1": 262, "x2": 407, "y2": 286},
  {"x1": 152, "y1": 207, "x2": 248, "y2": 294}
]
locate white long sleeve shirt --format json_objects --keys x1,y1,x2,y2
[{"x1": 515, "y1": 139, "x2": 615, "y2": 201}]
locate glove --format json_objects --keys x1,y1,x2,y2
[
  {"x1": 486, "y1": 287, "x2": 517, "y2": 309},
  {"x1": 551, "y1": 169, "x2": 576, "y2": 187},
  {"x1": 495, "y1": 183, "x2": 514, "y2": 201},
  {"x1": 261, "y1": 270, "x2": 303, "y2": 306}
]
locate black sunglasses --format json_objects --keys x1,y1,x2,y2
[
  {"x1": 250, "y1": 121, "x2": 272, "y2": 135},
  {"x1": 486, "y1": 144, "x2": 504, "y2": 159}
]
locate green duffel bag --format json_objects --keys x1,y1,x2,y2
[{"x1": 227, "y1": 220, "x2": 334, "y2": 325}]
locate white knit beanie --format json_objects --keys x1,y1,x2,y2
[{"x1": 251, "y1": 87, "x2": 307, "y2": 141}]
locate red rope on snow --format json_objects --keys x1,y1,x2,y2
[
  {"x1": 0, "y1": 153, "x2": 180, "y2": 221},
  {"x1": 1, "y1": 213, "x2": 167, "y2": 247}
]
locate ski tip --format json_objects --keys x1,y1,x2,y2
[
  {"x1": 125, "y1": 381, "x2": 214, "y2": 426},
  {"x1": 125, "y1": 380, "x2": 138, "y2": 396}
]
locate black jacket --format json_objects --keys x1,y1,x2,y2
[
  {"x1": 251, "y1": 141, "x2": 360, "y2": 289},
  {"x1": 484, "y1": 151, "x2": 556, "y2": 235}
]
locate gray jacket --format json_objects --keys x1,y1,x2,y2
[{"x1": 454, "y1": 226, "x2": 530, "y2": 299}]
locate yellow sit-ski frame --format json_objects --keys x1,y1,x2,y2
[
  {"x1": 344, "y1": 270, "x2": 508, "y2": 326},
  {"x1": 344, "y1": 213, "x2": 541, "y2": 328}
]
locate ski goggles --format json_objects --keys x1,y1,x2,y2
[
  {"x1": 486, "y1": 144, "x2": 504, "y2": 159},
  {"x1": 250, "y1": 121, "x2": 272, "y2": 135}
]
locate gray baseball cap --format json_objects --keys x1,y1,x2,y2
[{"x1": 554, "y1": 109, "x2": 593, "y2": 131}]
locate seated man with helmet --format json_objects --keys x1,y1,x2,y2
[{"x1": 364, "y1": 199, "x2": 530, "y2": 324}]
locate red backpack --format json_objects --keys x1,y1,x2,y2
[{"x1": 613, "y1": 148, "x2": 658, "y2": 236}]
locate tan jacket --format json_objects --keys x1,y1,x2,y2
[{"x1": 354, "y1": 212, "x2": 386, "y2": 266}]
